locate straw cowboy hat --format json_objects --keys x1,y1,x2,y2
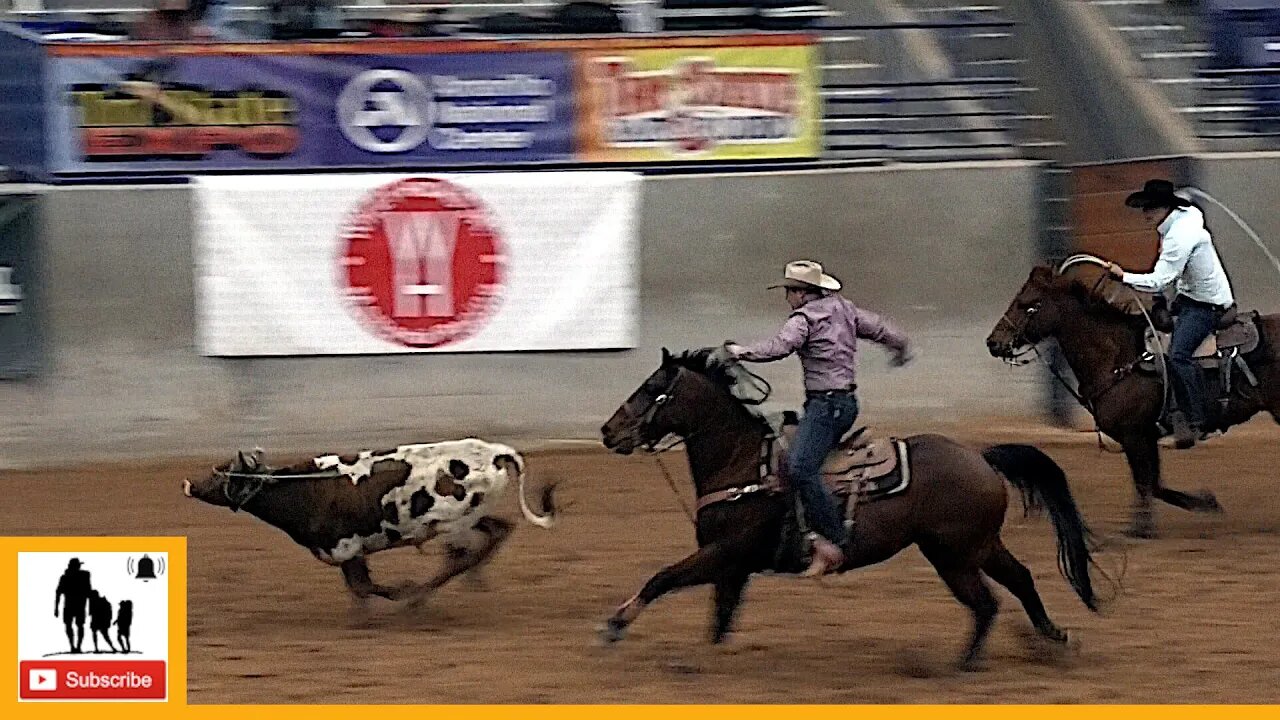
[{"x1": 767, "y1": 260, "x2": 842, "y2": 292}]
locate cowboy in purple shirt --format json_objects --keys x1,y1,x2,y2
[{"x1": 727, "y1": 261, "x2": 912, "y2": 577}]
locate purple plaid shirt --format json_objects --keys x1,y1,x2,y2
[{"x1": 737, "y1": 294, "x2": 909, "y2": 393}]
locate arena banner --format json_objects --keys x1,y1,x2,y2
[
  {"x1": 573, "y1": 42, "x2": 822, "y2": 162},
  {"x1": 0, "y1": 192, "x2": 42, "y2": 379},
  {"x1": 0, "y1": 26, "x2": 50, "y2": 181},
  {"x1": 191, "y1": 171, "x2": 640, "y2": 356},
  {"x1": 44, "y1": 51, "x2": 575, "y2": 175}
]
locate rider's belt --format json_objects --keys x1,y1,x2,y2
[
  {"x1": 806, "y1": 385, "x2": 857, "y2": 398},
  {"x1": 1174, "y1": 295, "x2": 1231, "y2": 314}
]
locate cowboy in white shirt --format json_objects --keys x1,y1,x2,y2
[{"x1": 1108, "y1": 179, "x2": 1236, "y2": 448}]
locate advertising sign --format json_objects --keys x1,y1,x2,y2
[
  {"x1": 192, "y1": 171, "x2": 640, "y2": 356},
  {"x1": 574, "y1": 43, "x2": 821, "y2": 162},
  {"x1": 46, "y1": 52, "x2": 575, "y2": 174}
]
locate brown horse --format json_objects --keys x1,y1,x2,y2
[
  {"x1": 986, "y1": 260, "x2": 1280, "y2": 538},
  {"x1": 598, "y1": 348, "x2": 1100, "y2": 670}
]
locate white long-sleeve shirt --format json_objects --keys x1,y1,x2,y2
[{"x1": 1122, "y1": 205, "x2": 1234, "y2": 307}]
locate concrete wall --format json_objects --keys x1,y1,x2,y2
[
  {"x1": 0, "y1": 161, "x2": 1047, "y2": 468},
  {"x1": 1196, "y1": 153, "x2": 1280, "y2": 317}
]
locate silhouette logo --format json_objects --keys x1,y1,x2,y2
[{"x1": 18, "y1": 552, "x2": 169, "y2": 701}]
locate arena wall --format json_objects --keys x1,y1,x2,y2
[
  {"x1": 1194, "y1": 153, "x2": 1280, "y2": 317},
  {"x1": 0, "y1": 161, "x2": 1048, "y2": 468}
]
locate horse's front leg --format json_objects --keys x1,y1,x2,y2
[
  {"x1": 1119, "y1": 432, "x2": 1160, "y2": 538},
  {"x1": 600, "y1": 542, "x2": 731, "y2": 644}
]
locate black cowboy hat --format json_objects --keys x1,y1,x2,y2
[{"x1": 1125, "y1": 179, "x2": 1193, "y2": 211}]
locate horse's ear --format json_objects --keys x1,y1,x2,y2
[
  {"x1": 235, "y1": 451, "x2": 248, "y2": 470},
  {"x1": 1029, "y1": 265, "x2": 1055, "y2": 285},
  {"x1": 661, "y1": 347, "x2": 672, "y2": 365}
]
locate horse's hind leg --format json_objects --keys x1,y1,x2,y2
[
  {"x1": 340, "y1": 557, "x2": 400, "y2": 601},
  {"x1": 982, "y1": 540, "x2": 1066, "y2": 643},
  {"x1": 921, "y1": 542, "x2": 998, "y2": 671}
]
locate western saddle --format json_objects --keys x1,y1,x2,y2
[
  {"x1": 1140, "y1": 301, "x2": 1263, "y2": 408},
  {"x1": 777, "y1": 413, "x2": 909, "y2": 501}
]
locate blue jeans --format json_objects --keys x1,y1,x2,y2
[
  {"x1": 1170, "y1": 297, "x2": 1223, "y2": 427},
  {"x1": 787, "y1": 392, "x2": 858, "y2": 547}
]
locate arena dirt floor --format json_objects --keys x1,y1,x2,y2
[{"x1": 4, "y1": 420, "x2": 1280, "y2": 704}]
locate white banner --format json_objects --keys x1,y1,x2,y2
[{"x1": 192, "y1": 171, "x2": 641, "y2": 356}]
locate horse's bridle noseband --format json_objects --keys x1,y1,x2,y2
[{"x1": 996, "y1": 302, "x2": 1042, "y2": 366}]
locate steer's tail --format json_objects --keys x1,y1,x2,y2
[{"x1": 495, "y1": 454, "x2": 557, "y2": 529}]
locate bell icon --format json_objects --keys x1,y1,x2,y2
[{"x1": 135, "y1": 555, "x2": 157, "y2": 581}]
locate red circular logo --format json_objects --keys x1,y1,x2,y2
[{"x1": 339, "y1": 177, "x2": 505, "y2": 348}]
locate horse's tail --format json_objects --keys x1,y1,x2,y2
[
  {"x1": 495, "y1": 454, "x2": 558, "y2": 529},
  {"x1": 981, "y1": 443, "x2": 1100, "y2": 612}
]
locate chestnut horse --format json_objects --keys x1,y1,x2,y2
[
  {"x1": 987, "y1": 260, "x2": 1280, "y2": 537},
  {"x1": 599, "y1": 348, "x2": 1100, "y2": 670}
]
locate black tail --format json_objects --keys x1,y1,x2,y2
[{"x1": 982, "y1": 443, "x2": 1100, "y2": 612}]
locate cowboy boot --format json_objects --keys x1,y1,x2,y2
[
  {"x1": 801, "y1": 535, "x2": 845, "y2": 578},
  {"x1": 1170, "y1": 411, "x2": 1198, "y2": 450}
]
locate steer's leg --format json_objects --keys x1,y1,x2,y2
[
  {"x1": 340, "y1": 557, "x2": 400, "y2": 601},
  {"x1": 402, "y1": 517, "x2": 513, "y2": 608}
]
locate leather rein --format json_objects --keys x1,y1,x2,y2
[{"x1": 637, "y1": 362, "x2": 784, "y2": 525}]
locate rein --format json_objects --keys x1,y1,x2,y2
[
  {"x1": 999, "y1": 256, "x2": 1169, "y2": 453},
  {"x1": 636, "y1": 356, "x2": 782, "y2": 526}
]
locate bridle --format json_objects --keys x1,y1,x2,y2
[
  {"x1": 620, "y1": 359, "x2": 781, "y2": 525},
  {"x1": 995, "y1": 303, "x2": 1043, "y2": 368},
  {"x1": 994, "y1": 260, "x2": 1169, "y2": 445}
]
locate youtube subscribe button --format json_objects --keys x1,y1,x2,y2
[{"x1": 19, "y1": 660, "x2": 166, "y2": 701}]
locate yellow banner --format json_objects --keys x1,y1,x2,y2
[{"x1": 574, "y1": 43, "x2": 821, "y2": 162}]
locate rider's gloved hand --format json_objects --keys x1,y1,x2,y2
[{"x1": 890, "y1": 348, "x2": 914, "y2": 368}]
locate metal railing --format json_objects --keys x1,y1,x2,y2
[
  {"x1": 816, "y1": 15, "x2": 1050, "y2": 162},
  {"x1": 1085, "y1": 0, "x2": 1280, "y2": 151}
]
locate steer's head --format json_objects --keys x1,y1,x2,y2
[{"x1": 184, "y1": 448, "x2": 267, "y2": 510}]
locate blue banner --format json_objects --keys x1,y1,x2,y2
[
  {"x1": 0, "y1": 25, "x2": 49, "y2": 180},
  {"x1": 46, "y1": 50, "x2": 575, "y2": 175}
]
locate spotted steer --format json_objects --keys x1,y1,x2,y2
[{"x1": 183, "y1": 439, "x2": 557, "y2": 605}]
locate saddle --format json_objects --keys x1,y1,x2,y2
[
  {"x1": 765, "y1": 416, "x2": 912, "y2": 576},
  {"x1": 1145, "y1": 302, "x2": 1262, "y2": 364},
  {"x1": 777, "y1": 415, "x2": 911, "y2": 502},
  {"x1": 1137, "y1": 300, "x2": 1266, "y2": 428}
]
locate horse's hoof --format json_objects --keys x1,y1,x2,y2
[
  {"x1": 598, "y1": 619, "x2": 627, "y2": 645},
  {"x1": 958, "y1": 656, "x2": 986, "y2": 673},
  {"x1": 1124, "y1": 524, "x2": 1157, "y2": 540},
  {"x1": 1194, "y1": 490, "x2": 1223, "y2": 513},
  {"x1": 1040, "y1": 626, "x2": 1069, "y2": 644}
]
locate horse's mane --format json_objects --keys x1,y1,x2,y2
[
  {"x1": 668, "y1": 348, "x2": 741, "y2": 392},
  {"x1": 1050, "y1": 254, "x2": 1159, "y2": 319},
  {"x1": 667, "y1": 348, "x2": 776, "y2": 434}
]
